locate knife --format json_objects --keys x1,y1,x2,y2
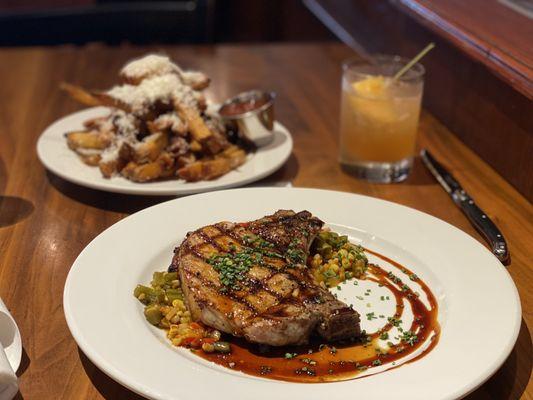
[{"x1": 420, "y1": 149, "x2": 510, "y2": 265}]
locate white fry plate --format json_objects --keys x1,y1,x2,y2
[
  {"x1": 37, "y1": 107, "x2": 292, "y2": 196},
  {"x1": 63, "y1": 188, "x2": 521, "y2": 400}
]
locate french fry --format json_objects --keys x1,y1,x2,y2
[
  {"x1": 202, "y1": 135, "x2": 229, "y2": 155},
  {"x1": 66, "y1": 131, "x2": 111, "y2": 150},
  {"x1": 147, "y1": 114, "x2": 188, "y2": 135},
  {"x1": 60, "y1": 82, "x2": 131, "y2": 113},
  {"x1": 182, "y1": 73, "x2": 210, "y2": 90},
  {"x1": 118, "y1": 141, "x2": 134, "y2": 162},
  {"x1": 99, "y1": 157, "x2": 128, "y2": 178},
  {"x1": 174, "y1": 101, "x2": 230, "y2": 155},
  {"x1": 174, "y1": 101, "x2": 212, "y2": 142},
  {"x1": 60, "y1": 83, "x2": 102, "y2": 107},
  {"x1": 99, "y1": 159, "x2": 118, "y2": 178},
  {"x1": 79, "y1": 153, "x2": 101, "y2": 166},
  {"x1": 121, "y1": 161, "x2": 162, "y2": 182},
  {"x1": 131, "y1": 132, "x2": 168, "y2": 163},
  {"x1": 83, "y1": 116, "x2": 109, "y2": 129},
  {"x1": 121, "y1": 152, "x2": 175, "y2": 182},
  {"x1": 189, "y1": 140, "x2": 202, "y2": 153},
  {"x1": 178, "y1": 145, "x2": 246, "y2": 182},
  {"x1": 99, "y1": 142, "x2": 134, "y2": 178},
  {"x1": 176, "y1": 153, "x2": 196, "y2": 168}
]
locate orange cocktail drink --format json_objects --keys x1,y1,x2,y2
[{"x1": 339, "y1": 56, "x2": 424, "y2": 183}]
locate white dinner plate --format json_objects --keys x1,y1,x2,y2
[
  {"x1": 37, "y1": 107, "x2": 293, "y2": 196},
  {"x1": 63, "y1": 188, "x2": 521, "y2": 400},
  {"x1": 0, "y1": 298, "x2": 22, "y2": 372}
]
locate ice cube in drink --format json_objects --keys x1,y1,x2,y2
[{"x1": 339, "y1": 75, "x2": 422, "y2": 165}]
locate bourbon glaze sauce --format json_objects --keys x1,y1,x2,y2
[{"x1": 193, "y1": 248, "x2": 440, "y2": 383}]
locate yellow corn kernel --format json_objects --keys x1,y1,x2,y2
[
  {"x1": 339, "y1": 269, "x2": 346, "y2": 281},
  {"x1": 202, "y1": 342, "x2": 215, "y2": 353},
  {"x1": 172, "y1": 299, "x2": 185, "y2": 309},
  {"x1": 165, "y1": 308, "x2": 177, "y2": 321},
  {"x1": 168, "y1": 327, "x2": 179, "y2": 337},
  {"x1": 170, "y1": 314, "x2": 180, "y2": 324}
]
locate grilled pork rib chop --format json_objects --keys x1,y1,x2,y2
[{"x1": 170, "y1": 210, "x2": 361, "y2": 346}]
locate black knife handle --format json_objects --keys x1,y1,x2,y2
[{"x1": 454, "y1": 193, "x2": 510, "y2": 265}]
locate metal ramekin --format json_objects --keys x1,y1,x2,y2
[{"x1": 218, "y1": 90, "x2": 276, "y2": 147}]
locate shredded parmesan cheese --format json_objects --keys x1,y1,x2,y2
[
  {"x1": 99, "y1": 147, "x2": 120, "y2": 164},
  {"x1": 154, "y1": 112, "x2": 187, "y2": 134},
  {"x1": 121, "y1": 54, "x2": 178, "y2": 81},
  {"x1": 107, "y1": 74, "x2": 197, "y2": 115},
  {"x1": 121, "y1": 53, "x2": 208, "y2": 89},
  {"x1": 100, "y1": 110, "x2": 139, "y2": 164},
  {"x1": 112, "y1": 110, "x2": 137, "y2": 137}
]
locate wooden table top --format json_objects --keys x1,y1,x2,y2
[{"x1": 0, "y1": 43, "x2": 531, "y2": 400}]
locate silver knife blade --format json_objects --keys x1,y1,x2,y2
[
  {"x1": 420, "y1": 149, "x2": 510, "y2": 265},
  {"x1": 420, "y1": 149, "x2": 461, "y2": 194}
]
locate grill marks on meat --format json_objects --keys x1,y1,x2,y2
[
  {"x1": 247, "y1": 210, "x2": 323, "y2": 256},
  {"x1": 171, "y1": 210, "x2": 361, "y2": 346}
]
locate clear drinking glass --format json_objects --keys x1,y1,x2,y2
[{"x1": 339, "y1": 55, "x2": 424, "y2": 183}]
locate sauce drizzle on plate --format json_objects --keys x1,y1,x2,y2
[{"x1": 194, "y1": 248, "x2": 440, "y2": 382}]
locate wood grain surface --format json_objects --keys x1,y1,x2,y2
[{"x1": 0, "y1": 43, "x2": 531, "y2": 399}]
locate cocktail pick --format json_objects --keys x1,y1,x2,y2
[{"x1": 393, "y1": 43, "x2": 435, "y2": 81}]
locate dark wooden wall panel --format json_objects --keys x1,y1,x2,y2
[{"x1": 213, "y1": 0, "x2": 336, "y2": 43}]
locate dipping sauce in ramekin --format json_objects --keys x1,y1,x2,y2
[{"x1": 219, "y1": 90, "x2": 276, "y2": 147}]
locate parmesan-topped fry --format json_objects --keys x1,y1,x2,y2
[
  {"x1": 60, "y1": 83, "x2": 132, "y2": 112},
  {"x1": 61, "y1": 53, "x2": 248, "y2": 183},
  {"x1": 174, "y1": 101, "x2": 212, "y2": 141},
  {"x1": 119, "y1": 54, "x2": 210, "y2": 90},
  {"x1": 177, "y1": 145, "x2": 246, "y2": 182}
]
